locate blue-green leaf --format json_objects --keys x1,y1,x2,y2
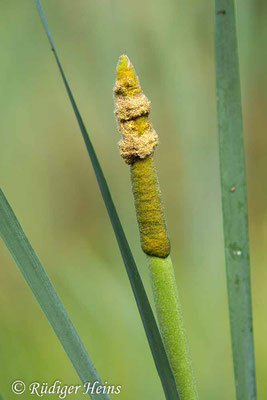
[{"x1": 214, "y1": 1, "x2": 257, "y2": 399}]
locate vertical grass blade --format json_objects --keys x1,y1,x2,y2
[
  {"x1": 214, "y1": 1, "x2": 257, "y2": 399},
  {"x1": 34, "y1": 2, "x2": 180, "y2": 399},
  {"x1": 0, "y1": 189, "x2": 110, "y2": 400}
]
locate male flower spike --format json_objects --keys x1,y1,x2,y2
[{"x1": 114, "y1": 55, "x2": 170, "y2": 258}]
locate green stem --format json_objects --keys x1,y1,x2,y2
[{"x1": 148, "y1": 255, "x2": 198, "y2": 400}]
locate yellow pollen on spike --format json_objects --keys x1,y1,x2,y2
[{"x1": 113, "y1": 55, "x2": 170, "y2": 258}]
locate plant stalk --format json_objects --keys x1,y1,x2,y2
[{"x1": 148, "y1": 255, "x2": 198, "y2": 400}]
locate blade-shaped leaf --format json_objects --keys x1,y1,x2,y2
[
  {"x1": 214, "y1": 1, "x2": 257, "y2": 399},
  {"x1": 34, "y1": 1, "x2": 180, "y2": 399},
  {"x1": 0, "y1": 189, "x2": 110, "y2": 400}
]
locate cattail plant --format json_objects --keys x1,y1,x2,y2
[
  {"x1": 113, "y1": 55, "x2": 198, "y2": 400},
  {"x1": 0, "y1": 2, "x2": 180, "y2": 400},
  {"x1": 0, "y1": 1, "x2": 259, "y2": 399}
]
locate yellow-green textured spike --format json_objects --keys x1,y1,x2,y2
[
  {"x1": 115, "y1": 54, "x2": 142, "y2": 97},
  {"x1": 114, "y1": 55, "x2": 170, "y2": 258},
  {"x1": 131, "y1": 157, "x2": 170, "y2": 257},
  {"x1": 114, "y1": 56, "x2": 198, "y2": 399}
]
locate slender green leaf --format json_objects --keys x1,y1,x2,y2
[
  {"x1": 0, "y1": 189, "x2": 110, "y2": 400},
  {"x1": 34, "y1": 1, "x2": 180, "y2": 399},
  {"x1": 214, "y1": 2, "x2": 257, "y2": 399}
]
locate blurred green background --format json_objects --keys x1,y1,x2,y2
[{"x1": 0, "y1": 0, "x2": 266, "y2": 399}]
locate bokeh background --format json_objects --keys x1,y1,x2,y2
[{"x1": 0, "y1": 0, "x2": 266, "y2": 399}]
